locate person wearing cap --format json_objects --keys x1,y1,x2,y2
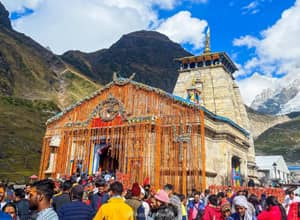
[
  {"x1": 93, "y1": 181, "x2": 134, "y2": 220},
  {"x1": 164, "y1": 184, "x2": 182, "y2": 220},
  {"x1": 125, "y1": 183, "x2": 146, "y2": 220},
  {"x1": 153, "y1": 189, "x2": 177, "y2": 220},
  {"x1": 221, "y1": 203, "x2": 233, "y2": 220},
  {"x1": 231, "y1": 195, "x2": 256, "y2": 220},
  {"x1": 57, "y1": 184, "x2": 95, "y2": 220},
  {"x1": 140, "y1": 187, "x2": 150, "y2": 219}
]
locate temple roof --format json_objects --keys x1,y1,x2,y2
[
  {"x1": 46, "y1": 77, "x2": 249, "y2": 136},
  {"x1": 175, "y1": 52, "x2": 238, "y2": 74}
]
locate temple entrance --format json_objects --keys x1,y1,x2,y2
[
  {"x1": 232, "y1": 156, "x2": 242, "y2": 186},
  {"x1": 99, "y1": 144, "x2": 119, "y2": 172},
  {"x1": 91, "y1": 138, "x2": 119, "y2": 174}
]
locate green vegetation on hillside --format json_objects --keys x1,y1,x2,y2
[
  {"x1": 62, "y1": 71, "x2": 99, "y2": 104},
  {"x1": 0, "y1": 96, "x2": 59, "y2": 182},
  {"x1": 254, "y1": 117, "x2": 300, "y2": 165}
]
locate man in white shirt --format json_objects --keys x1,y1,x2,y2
[{"x1": 283, "y1": 191, "x2": 300, "y2": 214}]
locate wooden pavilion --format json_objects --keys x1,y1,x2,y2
[{"x1": 39, "y1": 75, "x2": 251, "y2": 193}]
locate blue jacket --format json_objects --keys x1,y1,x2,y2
[
  {"x1": 58, "y1": 201, "x2": 95, "y2": 220},
  {"x1": 0, "y1": 211, "x2": 12, "y2": 220},
  {"x1": 90, "y1": 192, "x2": 109, "y2": 211},
  {"x1": 231, "y1": 213, "x2": 257, "y2": 220}
]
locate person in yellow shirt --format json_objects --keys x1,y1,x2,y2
[
  {"x1": 179, "y1": 194, "x2": 187, "y2": 220},
  {"x1": 93, "y1": 181, "x2": 133, "y2": 220}
]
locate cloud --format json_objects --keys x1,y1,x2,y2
[
  {"x1": 235, "y1": 0, "x2": 300, "y2": 104},
  {"x1": 1, "y1": 0, "x2": 42, "y2": 12},
  {"x1": 1, "y1": 0, "x2": 208, "y2": 54},
  {"x1": 6, "y1": 0, "x2": 160, "y2": 54},
  {"x1": 242, "y1": 1, "x2": 260, "y2": 14},
  {"x1": 155, "y1": 11, "x2": 208, "y2": 50},
  {"x1": 237, "y1": 73, "x2": 280, "y2": 105},
  {"x1": 233, "y1": 35, "x2": 260, "y2": 49}
]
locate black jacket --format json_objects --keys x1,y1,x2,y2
[
  {"x1": 14, "y1": 199, "x2": 31, "y2": 220},
  {"x1": 52, "y1": 192, "x2": 71, "y2": 212}
]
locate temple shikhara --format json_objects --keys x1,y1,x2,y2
[{"x1": 39, "y1": 30, "x2": 257, "y2": 193}]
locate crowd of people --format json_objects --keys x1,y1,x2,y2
[{"x1": 0, "y1": 173, "x2": 299, "y2": 220}]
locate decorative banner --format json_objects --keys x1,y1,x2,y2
[{"x1": 92, "y1": 115, "x2": 122, "y2": 128}]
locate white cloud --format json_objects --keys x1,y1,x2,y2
[
  {"x1": 233, "y1": 35, "x2": 260, "y2": 49},
  {"x1": 242, "y1": 1, "x2": 260, "y2": 14},
  {"x1": 7, "y1": 0, "x2": 160, "y2": 54},
  {"x1": 1, "y1": 0, "x2": 42, "y2": 12},
  {"x1": 234, "y1": 0, "x2": 300, "y2": 104},
  {"x1": 237, "y1": 73, "x2": 280, "y2": 105},
  {"x1": 155, "y1": 11, "x2": 208, "y2": 50},
  {"x1": 1, "y1": 0, "x2": 209, "y2": 54}
]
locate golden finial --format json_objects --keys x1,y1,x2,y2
[{"x1": 204, "y1": 27, "x2": 211, "y2": 54}]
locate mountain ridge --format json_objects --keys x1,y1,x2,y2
[{"x1": 251, "y1": 77, "x2": 300, "y2": 115}]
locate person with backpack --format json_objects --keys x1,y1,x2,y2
[
  {"x1": 188, "y1": 191, "x2": 205, "y2": 220},
  {"x1": 126, "y1": 183, "x2": 146, "y2": 220}
]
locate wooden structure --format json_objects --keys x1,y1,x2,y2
[{"x1": 39, "y1": 76, "x2": 251, "y2": 193}]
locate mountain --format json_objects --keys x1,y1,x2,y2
[
  {"x1": 251, "y1": 78, "x2": 300, "y2": 115},
  {"x1": 246, "y1": 106, "x2": 300, "y2": 165},
  {"x1": 254, "y1": 116, "x2": 300, "y2": 165},
  {"x1": 246, "y1": 106, "x2": 290, "y2": 139},
  {"x1": 0, "y1": 16, "x2": 99, "y2": 107},
  {"x1": 0, "y1": 1, "x2": 11, "y2": 29},
  {"x1": 0, "y1": 1, "x2": 100, "y2": 182},
  {"x1": 61, "y1": 30, "x2": 192, "y2": 93}
]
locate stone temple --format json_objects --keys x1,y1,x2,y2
[{"x1": 39, "y1": 30, "x2": 256, "y2": 193}]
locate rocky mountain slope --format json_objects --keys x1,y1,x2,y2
[
  {"x1": 61, "y1": 30, "x2": 192, "y2": 93},
  {"x1": 254, "y1": 115, "x2": 300, "y2": 165},
  {"x1": 0, "y1": 2, "x2": 99, "y2": 182},
  {"x1": 246, "y1": 106, "x2": 291, "y2": 139},
  {"x1": 251, "y1": 78, "x2": 300, "y2": 115}
]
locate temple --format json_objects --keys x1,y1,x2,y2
[{"x1": 39, "y1": 30, "x2": 257, "y2": 193}]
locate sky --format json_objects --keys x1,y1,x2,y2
[{"x1": 2, "y1": 0, "x2": 300, "y2": 105}]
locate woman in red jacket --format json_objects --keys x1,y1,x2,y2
[{"x1": 257, "y1": 196, "x2": 287, "y2": 220}]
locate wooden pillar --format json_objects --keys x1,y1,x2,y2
[
  {"x1": 39, "y1": 138, "x2": 47, "y2": 179},
  {"x1": 154, "y1": 118, "x2": 161, "y2": 189},
  {"x1": 182, "y1": 142, "x2": 187, "y2": 195},
  {"x1": 200, "y1": 109, "x2": 206, "y2": 191}
]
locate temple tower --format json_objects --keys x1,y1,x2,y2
[
  {"x1": 173, "y1": 29, "x2": 248, "y2": 129},
  {"x1": 173, "y1": 29, "x2": 257, "y2": 180}
]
